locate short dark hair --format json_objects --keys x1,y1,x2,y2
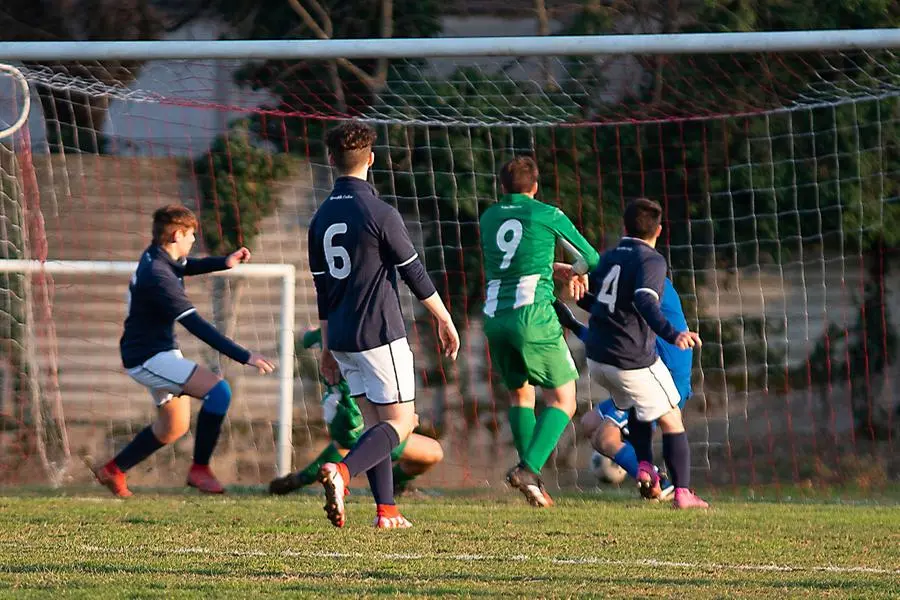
[
  {"x1": 152, "y1": 204, "x2": 198, "y2": 245},
  {"x1": 326, "y1": 121, "x2": 377, "y2": 173},
  {"x1": 499, "y1": 156, "x2": 539, "y2": 194},
  {"x1": 623, "y1": 198, "x2": 663, "y2": 240}
]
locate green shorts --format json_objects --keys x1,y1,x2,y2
[
  {"x1": 326, "y1": 386, "x2": 408, "y2": 460},
  {"x1": 483, "y1": 302, "x2": 579, "y2": 391}
]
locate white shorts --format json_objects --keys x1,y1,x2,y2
[
  {"x1": 126, "y1": 349, "x2": 198, "y2": 407},
  {"x1": 587, "y1": 357, "x2": 680, "y2": 423},
  {"x1": 331, "y1": 338, "x2": 415, "y2": 405}
]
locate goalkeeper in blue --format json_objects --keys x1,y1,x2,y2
[
  {"x1": 268, "y1": 329, "x2": 444, "y2": 496},
  {"x1": 553, "y1": 276, "x2": 693, "y2": 501}
]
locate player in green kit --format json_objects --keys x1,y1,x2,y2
[
  {"x1": 268, "y1": 328, "x2": 444, "y2": 496},
  {"x1": 480, "y1": 156, "x2": 600, "y2": 507}
]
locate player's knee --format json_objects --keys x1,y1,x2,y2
[
  {"x1": 508, "y1": 385, "x2": 533, "y2": 408},
  {"x1": 386, "y1": 417, "x2": 415, "y2": 442},
  {"x1": 657, "y1": 408, "x2": 685, "y2": 434},
  {"x1": 202, "y1": 379, "x2": 232, "y2": 416},
  {"x1": 580, "y1": 410, "x2": 602, "y2": 438},
  {"x1": 548, "y1": 382, "x2": 577, "y2": 417},
  {"x1": 171, "y1": 416, "x2": 191, "y2": 442}
]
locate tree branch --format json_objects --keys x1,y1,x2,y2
[
  {"x1": 285, "y1": 0, "x2": 380, "y2": 90},
  {"x1": 306, "y1": 0, "x2": 332, "y2": 37},
  {"x1": 287, "y1": 0, "x2": 330, "y2": 40}
]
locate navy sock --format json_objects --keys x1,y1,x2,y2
[
  {"x1": 113, "y1": 426, "x2": 164, "y2": 472},
  {"x1": 193, "y1": 409, "x2": 226, "y2": 466},
  {"x1": 663, "y1": 432, "x2": 691, "y2": 489},
  {"x1": 342, "y1": 422, "x2": 401, "y2": 478},
  {"x1": 366, "y1": 455, "x2": 395, "y2": 506},
  {"x1": 627, "y1": 417, "x2": 654, "y2": 464}
]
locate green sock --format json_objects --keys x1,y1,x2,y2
[
  {"x1": 508, "y1": 406, "x2": 537, "y2": 458},
  {"x1": 298, "y1": 443, "x2": 344, "y2": 484},
  {"x1": 521, "y1": 407, "x2": 571, "y2": 474},
  {"x1": 392, "y1": 463, "x2": 416, "y2": 489}
]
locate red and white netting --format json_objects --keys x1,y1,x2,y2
[{"x1": 0, "y1": 47, "x2": 897, "y2": 489}]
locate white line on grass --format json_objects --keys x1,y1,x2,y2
[{"x1": 77, "y1": 545, "x2": 898, "y2": 576}]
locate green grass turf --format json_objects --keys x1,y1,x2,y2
[{"x1": 0, "y1": 487, "x2": 897, "y2": 599}]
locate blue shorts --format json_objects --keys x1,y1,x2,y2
[
  {"x1": 595, "y1": 399, "x2": 630, "y2": 434},
  {"x1": 595, "y1": 392, "x2": 690, "y2": 436}
]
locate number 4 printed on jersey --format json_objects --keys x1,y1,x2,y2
[{"x1": 596, "y1": 265, "x2": 620, "y2": 313}]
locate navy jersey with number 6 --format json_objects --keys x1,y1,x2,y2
[
  {"x1": 582, "y1": 237, "x2": 683, "y2": 370},
  {"x1": 308, "y1": 176, "x2": 436, "y2": 352}
]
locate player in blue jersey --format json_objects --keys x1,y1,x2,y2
[
  {"x1": 91, "y1": 205, "x2": 275, "y2": 497},
  {"x1": 581, "y1": 198, "x2": 708, "y2": 509},
  {"x1": 554, "y1": 276, "x2": 692, "y2": 500},
  {"x1": 308, "y1": 122, "x2": 459, "y2": 529}
]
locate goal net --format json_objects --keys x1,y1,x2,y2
[{"x1": 1, "y1": 38, "x2": 898, "y2": 490}]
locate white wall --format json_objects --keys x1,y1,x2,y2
[{"x1": 24, "y1": 19, "x2": 275, "y2": 156}]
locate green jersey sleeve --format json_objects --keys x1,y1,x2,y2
[{"x1": 549, "y1": 208, "x2": 600, "y2": 271}]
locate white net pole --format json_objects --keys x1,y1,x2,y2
[{"x1": 0, "y1": 259, "x2": 296, "y2": 478}]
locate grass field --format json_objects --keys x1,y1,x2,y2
[{"x1": 1, "y1": 487, "x2": 898, "y2": 599}]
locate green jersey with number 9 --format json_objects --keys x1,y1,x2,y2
[{"x1": 479, "y1": 193, "x2": 599, "y2": 317}]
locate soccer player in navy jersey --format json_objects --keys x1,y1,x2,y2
[
  {"x1": 91, "y1": 205, "x2": 275, "y2": 497},
  {"x1": 554, "y1": 276, "x2": 693, "y2": 500},
  {"x1": 581, "y1": 198, "x2": 708, "y2": 509},
  {"x1": 308, "y1": 122, "x2": 459, "y2": 529}
]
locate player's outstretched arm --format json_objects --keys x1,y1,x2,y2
[
  {"x1": 183, "y1": 247, "x2": 252, "y2": 276},
  {"x1": 178, "y1": 311, "x2": 275, "y2": 373},
  {"x1": 633, "y1": 255, "x2": 701, "y2": 350},
  {"x1": 551, "y1": 208, "x2": 600, "y2": 275},
  {"x1": 553, "y1": 262, "x2": 589, "y2": 300}
]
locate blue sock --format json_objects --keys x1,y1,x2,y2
[
  {"x1": 113, "y1": 426, "x2": 164, "y2": 472},
  {"x1": 342, "y1": 422, "x2": 400, "y2": 478},
  {"x1": 612, "y1": 443, "x2": 640, "y2": 479}
]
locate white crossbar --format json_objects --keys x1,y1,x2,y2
[{"x1": 1, "y1": 30, "x2": 899, "y2": 62}]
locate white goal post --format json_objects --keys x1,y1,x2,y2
[{"x1": 0, "y1": 259, "x2": 296, "y2": 477}]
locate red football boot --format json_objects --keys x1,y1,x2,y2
[{"x1": 187, "y1": 464, "x2": 225, "y2": 494}]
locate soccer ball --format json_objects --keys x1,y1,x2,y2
[{"x1": 590, "y1": 451, "x2": 627, "y2": 485}]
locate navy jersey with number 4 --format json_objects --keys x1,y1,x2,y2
[
  {"x1": 308, "y1": 176, "x2": 435, "y2": 352},
  {"x1": 583, "y1": 237, "x2": 683, "y2": 370}
]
